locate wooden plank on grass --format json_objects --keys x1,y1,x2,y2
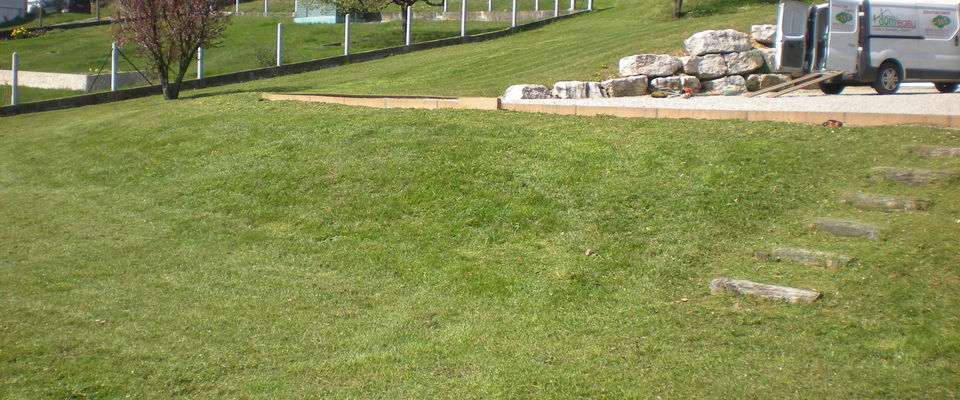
[
  {"x1": 844, "y1": 192, "x2": 930, "y2": 212},
  {"x1": 754, "y1": 247, "x2": 852, "y2": 269},
  {"x1": 709, "y1": 278, "x2": 820, "y2": 303},
  {"x1": 871, "y1": 166, "x2": 959, "y2": 186},
  {"x1": 811, "y1": 218, "x2": 884, "y2": 240}
]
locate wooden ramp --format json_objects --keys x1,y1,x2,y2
[{"x1": 744, "y1": 71, "x2": 843, "y2": 98}]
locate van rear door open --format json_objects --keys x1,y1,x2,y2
[
  {"x1": 824, "y1": 0, "x2": 860, "y2": 72},
  {"x1": 776, "y1": 0, "x2": 813, "y2": 73}
]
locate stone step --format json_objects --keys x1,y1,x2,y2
[
  {"x1": 811, "y1": 218, "x2": 884, "y2": 240},
  {"x1": 843, "y1": 192, "x2": 931, "y2": 212},
  {"x1": 754, "y1": 247, "x2": 852, "y2": 269},
  {"x1": 709, "y1": 277, "x2": 820, "y2": 304},
  {"x1": 871, "y1": 166, "x2": 958, "y2": 186},
  {"x1": 907, "y1": 145, "x2": 960, "y2": 158}
]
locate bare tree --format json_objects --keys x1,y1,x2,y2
[{"x1": 112, "y1": 0, "x2": 231, "y2": 99}]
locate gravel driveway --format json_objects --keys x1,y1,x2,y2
[{"x1": 505, "y1": 85, "x2": 960, "y2": 116}]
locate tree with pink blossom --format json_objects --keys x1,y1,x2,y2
[{"x1": 112, "y1": 0, "x2": 231, "y2": 100}]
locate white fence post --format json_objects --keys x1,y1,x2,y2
[
  {"x1": 460, "y1": 0, "x2": 467, "y2": 37},
  {"x1": 197, "y1": 47, "x2": 204, "y2": 80},
  {"x1": 405, "y1": 7, "x2": 412, "y2": 46},
  {"x1": 535, "y1": 0, "x2": 539, "y2": 11},
  {"x1": 511, "y1": 0, "x2": 516, "y2": 27},
  {"x1": 344, "y1": 14, "x2": 351, "y2": 55},
  {"x1": 569, "y1": 0, "x2": 574, "y2": 10},
  {"x1": 276, "y1": 23, "x2": 283, "y2": 66},
  {"x1": 587, "y1": 0, "x2": 592, "y2": 10},
  {"x1": 111, "y1": 42, "x2": 118, "y2": 91},
  {"x1": 553, "y1": 0, "x2": 558, "y2": 17},
  {"x1": 11, "y1": 53, "x2": 18, "y2": 106},
  {"x1": 443, "y1": 0, "x2": 448, "y2": 13},
  {"x1": 235, "y1": 0, "x2": 239, "y2": 13},
  {"x1": 264, "y1": 0, "x2": 269, "y2": 13},
  {"x1": 487, "y1": 0, "x2": 492, "y2": 12}
]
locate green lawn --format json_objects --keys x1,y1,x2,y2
[{"x1": 2, "y1": 0, "x2": 959, "y2": 397}]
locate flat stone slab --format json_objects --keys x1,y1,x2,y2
[
  {"x1": 710, "y1": 278, "x2": 820, "y2": 304},
  {"x1": 907, "y1": 146, "x2": 960, "y2": 158},
  {"x1": 811, "y1": 218, "x2": 884, "y2": 240},
  {"x1": 844, "y1": 192, "x2": 930, "y2": 212},
  {"x1": 871, "y1": 166, "x2": 959, "y2": 186},
  {"x1": 755, "y1": 247, "x2": 852, "y2": 269}
]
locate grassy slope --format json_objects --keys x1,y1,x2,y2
[{"x1": 2, "y1": 0, "x2": 959, "y2": 398}]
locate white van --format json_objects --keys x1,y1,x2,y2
[{"x1": 774, "y1": 0, "x2": 960, "y2": 94}]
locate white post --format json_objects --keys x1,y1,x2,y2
[
  {"x1": 10, "y1": 53, "x2": 18, "y2": 106},
  {"x1": 569, "y1": 0, "x2": 574, "y2": 10},
  {"x1": 111, "y1": 42, "x2": 118, "y2": 91},
  {"x1": 443, "y1": 0, "x2": 447, "y2": 13},
  {"x1": 344, "y1": 14, "x2": 351, "y2": 55},
  {"x1": 276, "y1": 23, "x2": 283, "y2": 66},
  {"x1": 405, "y1": 7, "x2": 412, "y2": 46},
  {"x1": 460, "y1": 0, "x2": 466, "y2": 37},
  {"x1": 534, "y1": 0, "x2": 539, "y2": 11},
  {"x1": 553, "y1": 0, "x2": 558, "y2": 17},
  {"x1": 487, "y1": 0, "x2": 491, "y2": 12},
  {"x1": 264, "y1": 0, "x2": 269, "y2": 13},
  {"x1": 294, "y1": 0, "x2": 298, "y2": 13},
  {"x1": 197, "y1": 47, "x2": 204, "y2": 80},
  {"x1": 587, "y1": 0, "x2": 591, "y2": 10},
  {"x1": 235, "y1": 0, "x2": 239, "y2": 13},
  {"x1": 511, "y1": 0, "x2": 516, "y2": 27}
]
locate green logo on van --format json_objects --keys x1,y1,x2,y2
[
  {"x1": 835, "y1": 12, "x2": 854, "y2": 24},
  {"x1": 932, "y1": 15, "x2": 950, "y2": 29}
]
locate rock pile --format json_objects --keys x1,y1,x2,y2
[{"x1": 503, "y1": 25, "x2": 789, "y2": 100}]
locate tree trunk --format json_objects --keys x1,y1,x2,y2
[{"x1": 673, "y1": 0, "x2": 682, "y2": 17}]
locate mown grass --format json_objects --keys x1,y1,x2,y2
[
  {"x1": 2, "y1": 0, "x2": 958, "y2": 397},
  {"x1": 1, "y1": 89, "x2": 958, "y2": 398}
]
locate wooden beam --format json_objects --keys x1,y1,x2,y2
[
  {"x1": 742, "y1": 72, "x2": 823, "y2": 98},
  {"x1": 709, "y1": 278, "x2": 820, "y2": 303},
  {"x1": 765, "y1": 71, "x2": 843, "y2": 98}
]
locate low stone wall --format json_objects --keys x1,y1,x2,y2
[{"x1": 0, "y1": 70, "x2": 148, "y2": 91}]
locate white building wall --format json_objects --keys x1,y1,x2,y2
[{"x1": 0, "y1": 0, "x2": 26, "y2": 23}]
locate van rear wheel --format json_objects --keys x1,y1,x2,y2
[
  {"x1": 934, "y1": 83, "x2": 958, "y2": 93},
  {"x1": 819, "y1": 82, "x2": 845, "y2": 95},
  {"x1": 873, "y1": 63, "x2": 901, "y2": 95}
]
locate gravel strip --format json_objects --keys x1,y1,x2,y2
[{"x1": 506, "y1": 87, "x2": 960, "y2": 116}]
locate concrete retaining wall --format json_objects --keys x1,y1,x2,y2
[{"x1": 0, "y1": 70, "x2": 147, "y2": 91}]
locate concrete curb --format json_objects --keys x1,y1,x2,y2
[{"x1": 262, "y1": 93, "x2": 960, "y2": 128}]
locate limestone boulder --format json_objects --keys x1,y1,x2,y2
[
  {"x1": 723, "y1": 50, "x2": 765, "y2": 75},
  {"x1": 586, "y1": 82, "x2": 607, "y2": 99},
  {"x1": 650, "y1": 75, "x2": 701, "y2": 93},
  {"x1": 750, "y1": 25, "x2": 776, "y2": 46},
  {"x1": 683, "y1": 29, "x2": 752, "y2": 56},
  {"x1": 551, "y1": 81, "x2": 606, "y2": 99},
  {"x1": 701, "y1": 75, "x2": 746, "y2": 94},
  {"x1": 758, "y1": 48, "x2": 777, "y2": 71},
  {"x1": 601, "y1": 75, "x2": 649, "y2": 97},
  {"x1": 679, "y1": 54, "x2": 728, "y2": 79},
  {"x1": 746, "y1": 74, "x2": 791, "y2": 91},
  {"x1": 618, "y1": 54, "x2": 682, "y2": 78},
  {"x1": 502, "y1": 84, "x2": 552, "y2": 100}
]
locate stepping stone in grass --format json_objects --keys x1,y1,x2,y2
[
  {"x1": 810, "y1": 218, "x2": 884, "y2": 240},
  {"x1": 754, "y1": 247, "x2": 852, "y2": 269},
  {"x1": 871, "y1": 166, "x2": 958, "y2": 186},
  {"x1": 709, "y1": 277, "x2": 820, "y2": 304},
  {"x1": 906, "y1": 146, "x2": 960, "y2": 158},
  {"x1": 843, "y1": 192, "x2": 931, "y2": 212}
]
